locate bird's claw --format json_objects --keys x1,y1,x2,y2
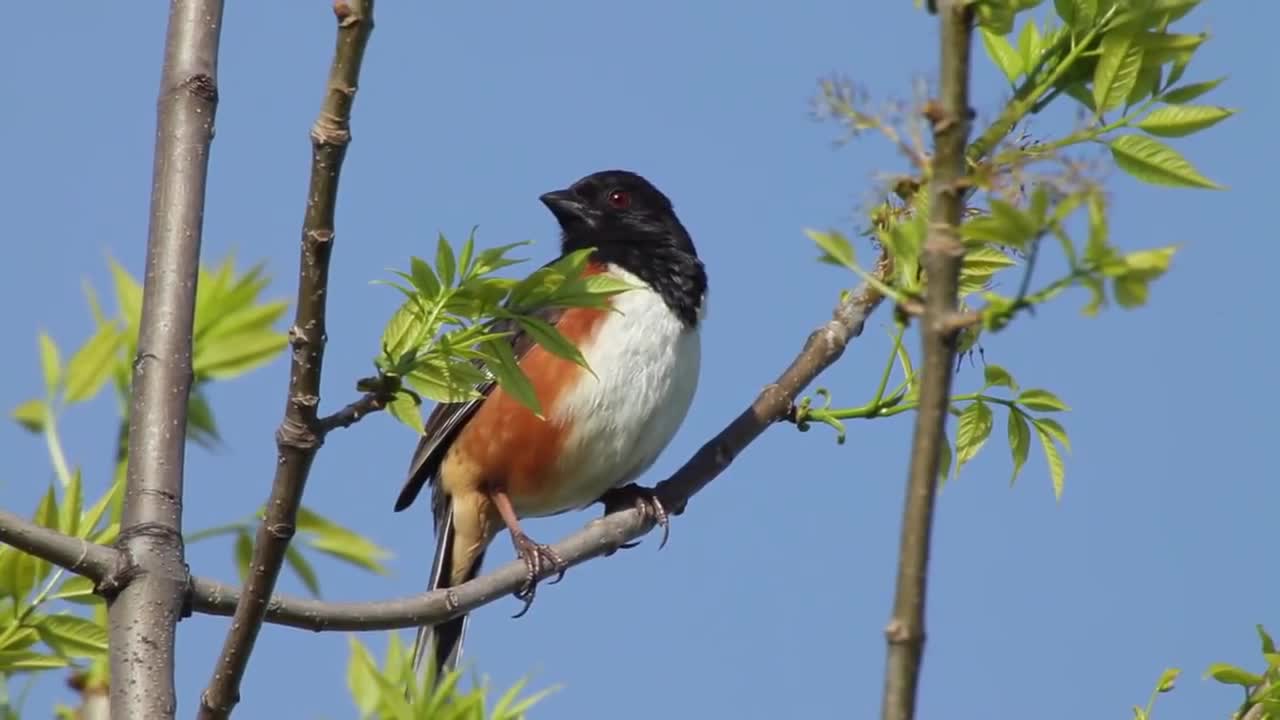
[
  {"x1": 600, "y1": 484, "x2": 671, "y2": 551},
  {"x1": 510, "y1": 531, "x2": 566, "y2": 619}
]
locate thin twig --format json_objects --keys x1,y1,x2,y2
[
  {"x1": 316, "y1": 391, "x2": 393, "y2": 433},
  {"x1": 105, "y1": 1, "x2": 224, "y2": 718},
  {"x1": 880, "y1": 3, "x2": 975, "y2": 720},
  {"x1": 196, "y1": 2, "x2": 375, "y2": 718},
  {"x1": 0, "y1": 254, "x2": 889, "y2": 635}
]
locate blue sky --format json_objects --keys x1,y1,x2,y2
[{"x1": 2, "y1": 2, "x2": 1275, "y2": 719}]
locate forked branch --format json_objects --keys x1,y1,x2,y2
[
  {"x1": 879, "y1": 3, "x2": 975, "y2": 720},
  {"x1": 196, "y1": 2, "x2": 376, "y2": 718}
]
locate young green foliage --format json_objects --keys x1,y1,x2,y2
[
  {"x1": 346, "y1": 633, "x2": 556, "y2": 720},
  {"x1": 1, "y1": 256, "x2": 355, "y2": 704},
  {"x1": 373, "y1": 229, "x2": 635, "y2": 433},
  {"x1": 798, "y1": 0, "x2": 1227, "y2": 501},
  {"x1": 185, "y1": 504, "x2": 392, "y2": 598}
]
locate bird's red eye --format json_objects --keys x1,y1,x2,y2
[{"x1": 607, "y1": 189, "x2": 631, "y2": 209}]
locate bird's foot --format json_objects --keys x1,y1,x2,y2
[
  {"x1": 600, "y1": 484, "x2": 671, "y2": 551},
  {"x1": 510, "y1": 531, "x2": 566, "y2": 619}
]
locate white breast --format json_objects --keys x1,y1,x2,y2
[{"x1": 516, "y1": 265, "x2": 703, "y2": 517}]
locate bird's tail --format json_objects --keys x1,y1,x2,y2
[{"x1": 409, "y1": 505, "x2": 486, "y2": 688}]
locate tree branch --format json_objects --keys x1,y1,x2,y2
[
  {"x1": 105, "y1": 1, "x2": 224, "y2": 718},
  {"x1": 0, "y1": 510, "x2": 119, "y2": 582},
  {"x1": 2, "y1": 250, "x2": 888, "y2": 636},
  {"x1": 880, "y1": 4, "x2": 974, "y2": 720},
  {"x1": 196, "y1": 3, "x2": 375, "y2": 717},
  {"x1": 316, "y1": 390, "x2": 392, "y2": 433}
]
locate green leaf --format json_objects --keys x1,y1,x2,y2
[
  {"x1": 983, "y1": 364, "x2": 1017, "y2": 390},
  {"x1": 59, "y1": 469, "x2": 83, "y2": 536},
  {"x1": 1137, "y1": 104, "x2": 1234, "y2": 137},
  {"x1": 1054, "y1": 0, "x2": 1096, "y2": 30},
  {"x1": 38, "y1": 332, "x2": 62, "y2": 396},
  {"x1": 0, "y1": 650, "x2": 72, "y2": 672},
  {"x1": 965, "y1": 199, "x2": 1037, "y2": 249},
  {"x1": 1032, "y1": 416, "x2": 1072, "y2": 452},
  {"x1": 0, "y1": 547, "x2": 28, "y2": 602},
  {"x1": 35, "y1": 614, "x2": 109, "y2": 659},
  {"x1": 1034, "y1": 420, "x2": 1067, "y2": 499},
  {"x1": 409, "y1": 256, "x2": 443, "y2": 299},
  {"x1": 1204, "y1": 663, "x2": 1263, "y2": 687},
  {"x1": 79, "y1": 477, "x2": 123, "y2": 540},
  {"x1": 201, "y1": 301, "x2": 289, "y2": 344},
  {"x1": 458, "y1": 227, "x2": 477, "y2": 281},
  {"x1": 1116, "y1": 246, "x2": 1177, "y2": 279},
  {"x1": 1160, "y1": 76, "x2": 1225, "y2": 104},
  {"x1": 187, "y1": 387, "x2": 222, "y2": 448},
  {"x1": 1017, "y1": 19, "x2": 1042, "y2": 72},
  {"x1": 11, "y1": 398, "x2": 48, "y2": 434},
  {"x1": 482, "y1": 338, "x2": 542, "y2": 418},
  {"x1": 194, "y1": 329, "x2": 288, "y2": 380},
  {"x1": 380, "y1": 299, "x2": 425, "y2": 369},
  {"x1": 981, "y1": 27, "x2": 1024, "y2": 83},
  {"x1": 62, "y1": 323, "x2": 124, "y2": 404},
  {"x1": 515, "y1": 315, "x2": 590, "y2": 370},
  {"x1": 937, "y1": 435, "x2": 952, "y2": 485},
  {"x1": 975, "y1": 0, "x2": 1014, "y2": 34},
  {"x1": 435, "y1": 233, "x2": 457, "y2": 290},
  {"x1": 470, "y1": 241, "x2": 531, "y2": 278},
  {"x1": 963, "y1": 246, "x2": 1018, "y2": 274},
  {"x1": 387, "y1": 390, "x2": 426, "y2": 436},
  {"x1": 1156, "y1": 667, "x2": 1181, "y2": 693},
  {"x1": 297, "y1": 506, "x2": 392, "y2": 575},
  {"x1": 1008, "y1": 409, "x2": 1031, "y2": 485},
  {"x1": 806, "y1": 228, "x2": 856, "y2": 270},
  {"x1": 1109, "y1": 134, "x2": 1222, "y2": 189},
  {"x1": 1258, "y1": 625, "x2": 1276, "y2": 655},
  {"x1": 49, "y1": 575, "x2": 100, "y2": 605},
  {"x1": 347, "y1": 636, "x2": 381, "y2": 719},
  {"x1": 108, "y1": 258, "x2": 143, "y2": 328},
  {"x1": 284, "y1": 544, "x2": 321, "y2": 597},
  {"x1": 1093, "y1": 31, "x2": 1144, "y2": 113},
  {"x1": 406, "y1": 357, "x2": 487, "y2": 405},
  {"x1": 955, "y1": 400, "x2": 994, "y2": 476},
  {"x1": 1126, "y1": 62, "x2": 1163, "y2": 108},
  {"x1": 1017, "y1": 388, "x2": 1070, "y2": 412},
  {"x1": 234, "y1": 529, "x2": 254, "y2": 584},
  {"x1": 1134, "y1": 30, "x2": 1205, "y2": 64}
]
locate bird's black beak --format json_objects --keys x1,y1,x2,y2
[{"x1": 539, "y1": 189, "x2": 595, "y2": 229}]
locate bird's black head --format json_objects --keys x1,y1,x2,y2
[{"x1": 539, "y1": 169, "x2": 707, "y2": 327}]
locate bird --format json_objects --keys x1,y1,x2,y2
[{"x1": 394, "y1": 169, "x2": 708, "y2": 681}]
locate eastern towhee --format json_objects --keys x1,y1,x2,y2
[{"x1": 394, "y1": 170, "x2": 708, "y2": 678}]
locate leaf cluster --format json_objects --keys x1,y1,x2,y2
[
  {"x1": 373, "y1": 230, "x2": 634, "y2": 434},
  {"x1": 346, "y1": 634, "x2": 554, "y2": 720},
  {"x1": 1, "y1": 257, "x2": 388, "y2": 710},
  {"x1": 799, "y1": 0, "x2": 1227, "y2": 500},
  {"x1": 1136, "y1": 625, "x2": 1279, "y2": 720}
]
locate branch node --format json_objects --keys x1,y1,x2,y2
[
  {"x1": 266, "y1": 523, "x2": 296, "y2": 541},
  {"x1": 178, "y1": 73, "x2": 219, "y2": 103},
  {"x1": 96, "y1": 550, "x2": 140, "y2": 601},
  {"x1": 276, "y1": 415, "x2": 322, "y2": 451}
]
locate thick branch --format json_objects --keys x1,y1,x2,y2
[
  {"x1": 108, "y1": 2, "x2": 223, "y2": 718},
  {"x1": 196, "y1": 3, "x2": 375, "y2": 718},
  {"x1": 880, "y1": 4, "x2": 974, "y2": 720}
]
